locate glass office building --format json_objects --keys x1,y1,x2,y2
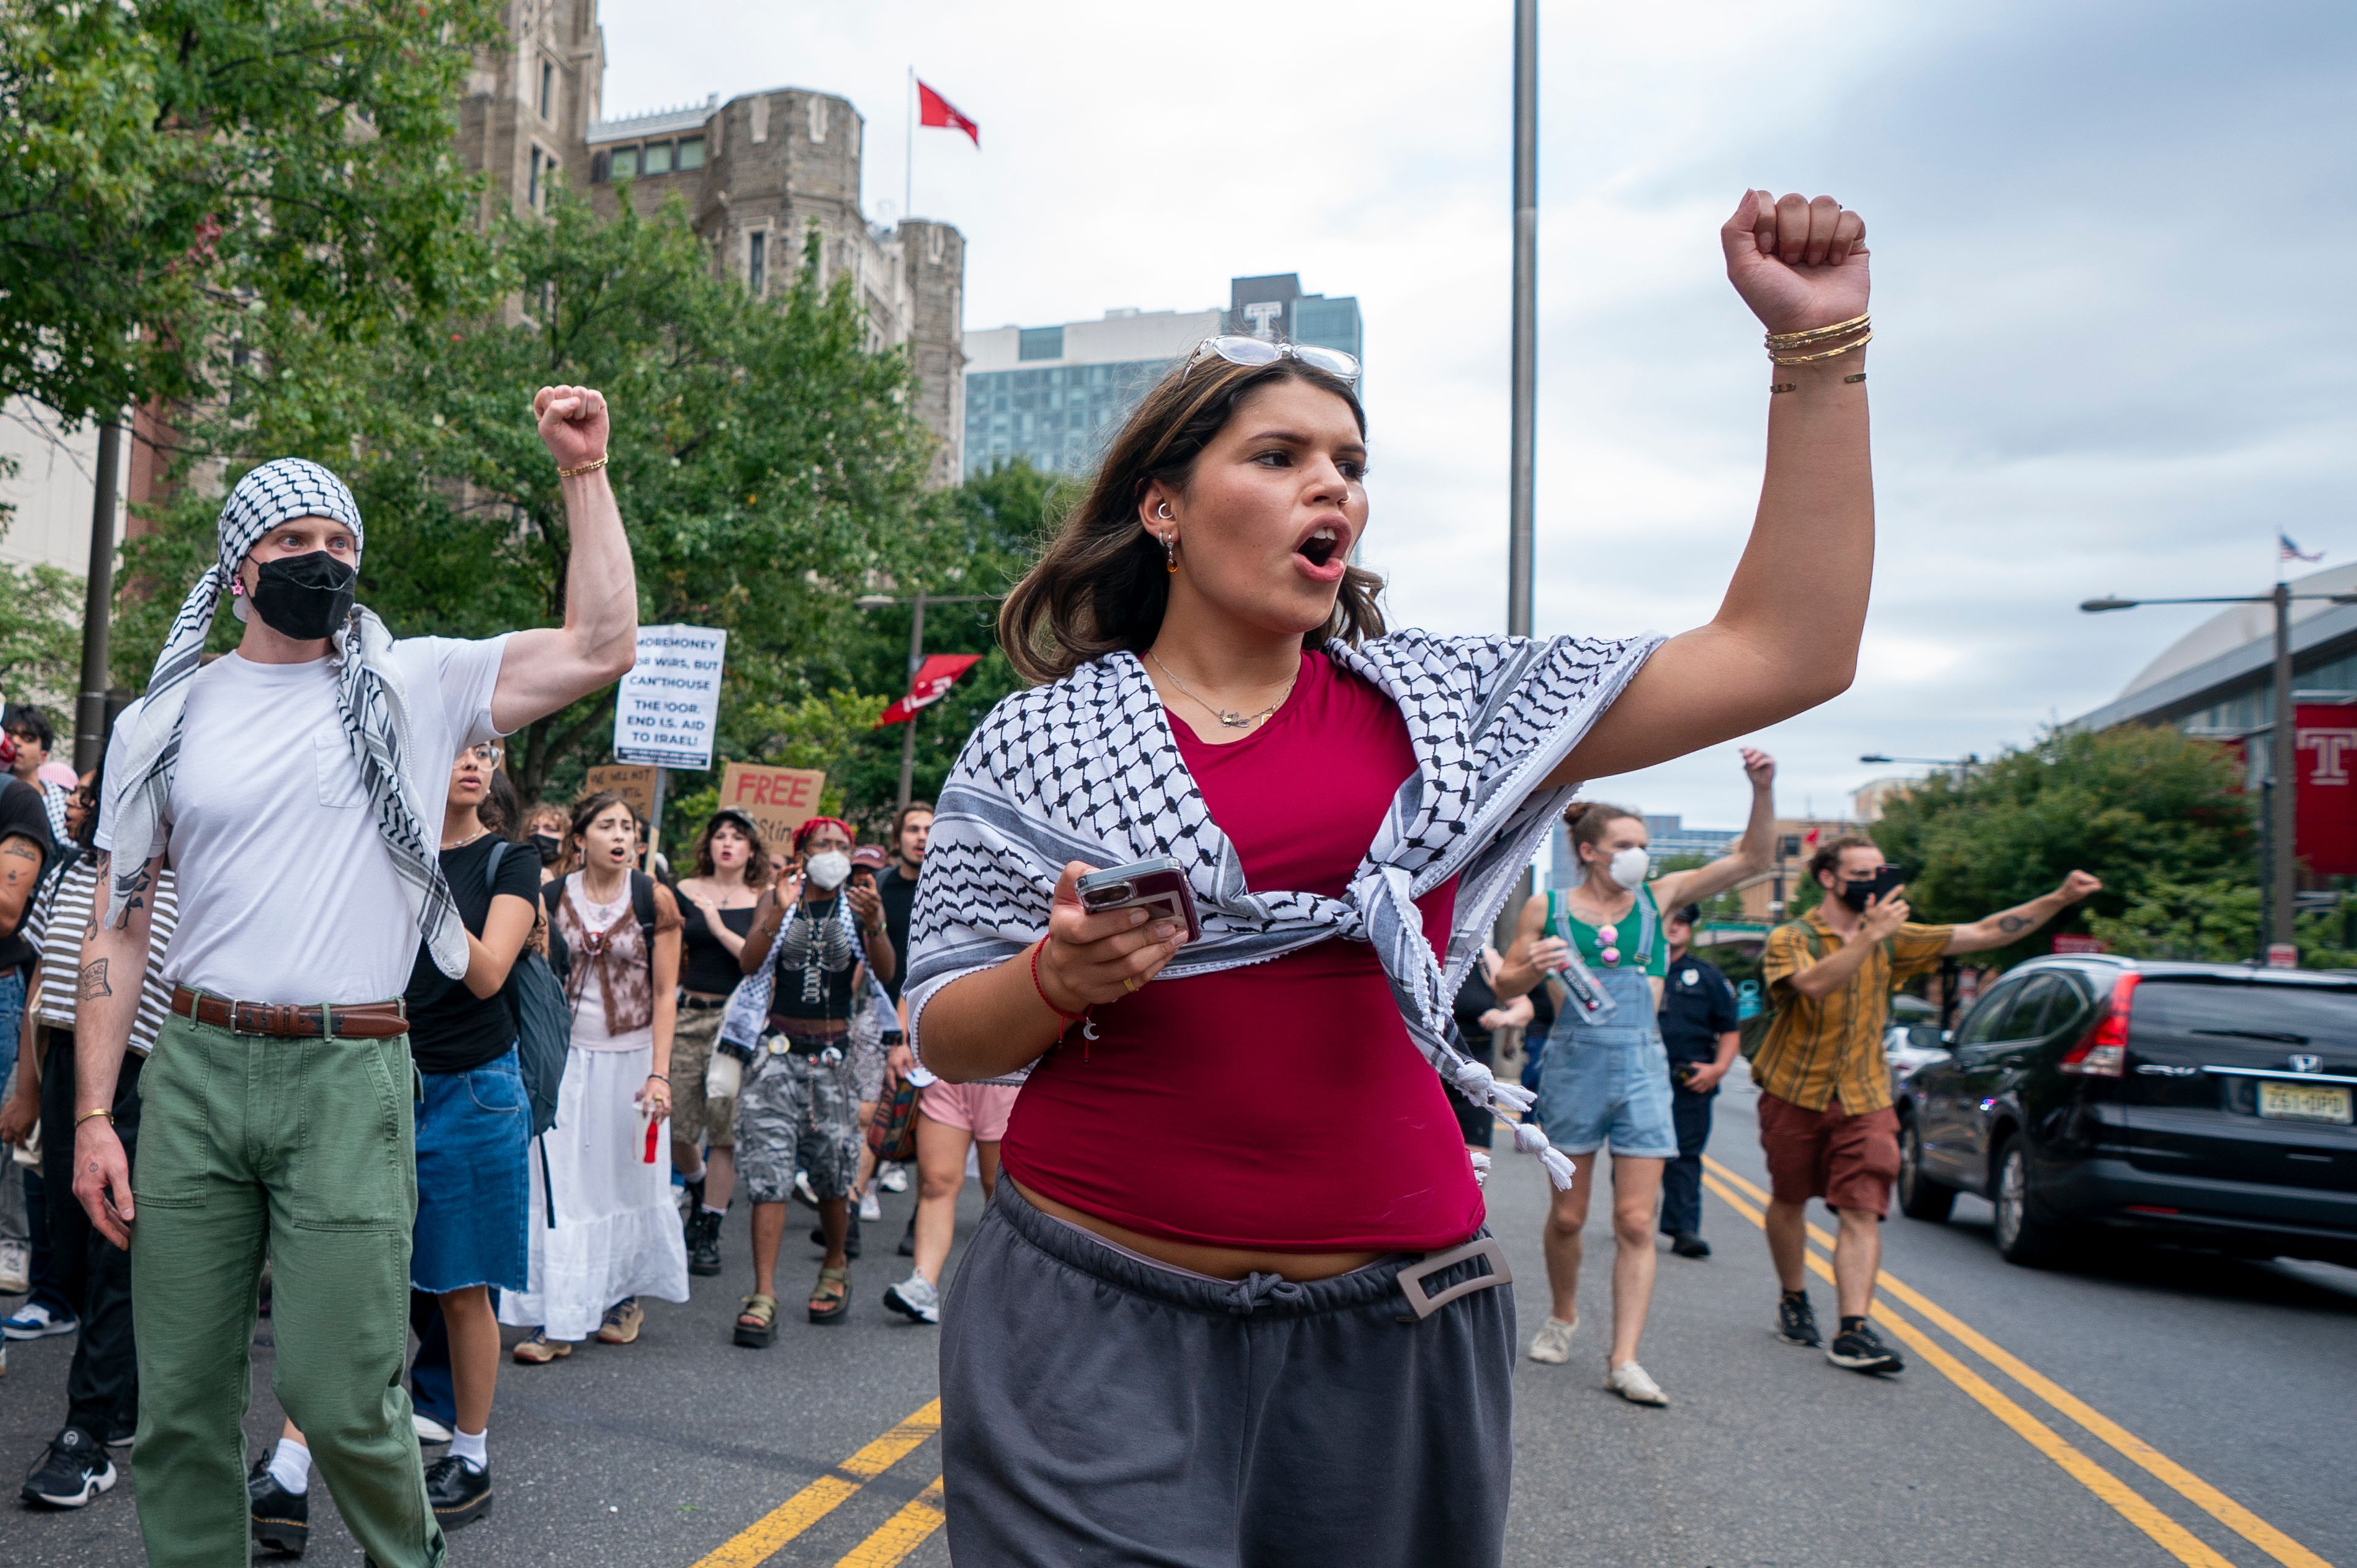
[{"x1": 964, "y1": 276, "x2": 1362, "y2": 478}]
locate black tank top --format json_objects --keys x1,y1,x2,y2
[{"x1": 678, "y1": 900, "x2": 759, "y2": 997}]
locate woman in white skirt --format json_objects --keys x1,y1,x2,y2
[{"x1": 502, "y1": 791, "x2": 691, "y2": 1359}]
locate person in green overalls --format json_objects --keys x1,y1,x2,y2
[{"x1": 1493, "y1": 748, "x2": 1777, "y2": 1405}]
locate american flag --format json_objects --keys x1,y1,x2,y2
[{"x1": 2280, "y1": 533, "x2": 2324, "y2": 563}]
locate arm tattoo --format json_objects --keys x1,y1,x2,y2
[
  {"x1": 78, "y1": 959, "x2": 114, "y2": 1000},
  {"x1": 1997, "y1": 914, "x2": 2030, "y2": 935},
  {"x1": 0, "y1": 838, "x2": 38, "y2": 863}
]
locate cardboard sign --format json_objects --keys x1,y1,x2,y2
[
  {"x1": 718, "y1": 763, "x2": 828, "y2": 852},
  {"x1": 586, "y1": 765, "x2": 659, "y2": 822},
  {"x1": 614, "y1": 624, "x2": 726, "y2": 770}
]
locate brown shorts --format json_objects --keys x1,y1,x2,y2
[
  {"x1": 1756, "y1": 1092, "x2": 1900, "y2": 1218},
  {"x1": 670, "y1": 1003, "x2": 736, "y2": 1147}
]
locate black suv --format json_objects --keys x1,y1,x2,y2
[{"x1": 1894, "y1": 957, "x2": 2357, "y2": 1267}]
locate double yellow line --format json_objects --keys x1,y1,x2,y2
[
  {"x1": 1699, "y1": 1156, "x2": 2331, "y2": 1568},
  {"x1": 687, "y1": 1399, "x2": 946, "y2": 1568}
]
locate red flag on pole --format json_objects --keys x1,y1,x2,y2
[
  {"x1": 876, "y1": 653, "x2": 982, "y2": 727},
  {"x1": 916, "y1": 80, "x2": 980, "y2": 146}
]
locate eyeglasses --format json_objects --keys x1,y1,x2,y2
[
  {"x1": 1183, "y1": 335, "x2": 1360, "y2": 385},
  {"x1": 462, "y1": 742, "x2": 505, "y2": 767}
]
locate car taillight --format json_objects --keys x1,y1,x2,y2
[{"x1": 2060, "y1": 971, "x2": 2140, "y2": 1077}]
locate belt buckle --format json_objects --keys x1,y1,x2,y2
[
  {"x1": 1395, "y1": 1236, "x2": 1512, "y2": 1322},
  {"x1": 228, "y1": 1000, "x2": 272, "y2": 1037}
]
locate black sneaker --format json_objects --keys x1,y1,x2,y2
[
  {"x1": 1669, "y1": 1232, "x2": 1711, "y2": 1259},
  {"x1": 1826, "y1": 1321, "x2": 1906, "y2": 1375},
  {"x1": 247, "y1": 1454, "x2": 310, "y2": 1556},
  {"x1": 424, "y1": 1454, "x2": 494, "y2": 1530},
  {"x1": 21, "y1": 1426, "x2": 117, "y2": 1508},
  {"x1": 1776, "y1": 1292, "x2": 1822, "y2": 1348},
  {"x1": 104, "y1": 1411, "x2": 137, "y2": 1450},
  {"x1": 686, "y1": 1208, "x2": 722, "y2": 1277}
]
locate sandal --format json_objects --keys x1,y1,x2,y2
[
  {"x1": 511, "y1": 1330, "x2": 571, "y2": 1364},
  {"x1": 807, "y1": 1266, "x2": 850, "y2": 1325},
  {"x1": 733, "y1": 1293, "x2": 778, "y2": 1349}
]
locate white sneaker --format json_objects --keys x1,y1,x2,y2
[
  {"x1": 1527, "y1": 1315, "x2": 1579, "y2": 1364},
  {"x1": 4, "y1": 1301, "x2": 79, "y2": 1340},
  {"x1": 0, "y1": 1239, "x2": 29, "y2": 1295},
  {"x1": 858, "y1": 1188, "x2": 883, "y2": 1222},
  {"x1": 878, "y1": 1164, "x2": 910, "y2": 1195},
  {"x1": 1606, "y1": 1361, "x2": 1670, "y2": 1407},
  {"x1": 882, "y1": 1273, "x2": 941, "y2": 1325},
  {"x1": 412, "y1": 1413, "x2": 454, "y2": 1444},
  {"x1": 793, "y1": 1171, "x2": 820, "y2": 1207}
]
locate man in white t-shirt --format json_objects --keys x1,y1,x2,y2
[{"x1": 74, "y1": 387, "x2": 638, "y2": 1568}]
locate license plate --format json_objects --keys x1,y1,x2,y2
[{"x1": 2256, "y1": 1080, "x2": 2354, "y2": 1125}]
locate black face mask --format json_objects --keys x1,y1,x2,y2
[
  {"x1": 1836, "y1": 865, "x2": 1903, "y2": 911},
  {"x1": 249, "y1": 550, "x2": 357, "y2": 642},
  {"x1": 531, "y1": 832, "x2": 564, "y2": 866}
]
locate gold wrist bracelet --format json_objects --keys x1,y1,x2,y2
[
  {"x1": 1770, "y1": 330, "x2": 1873, "y2": 366},
  {"x1": 1764, "y1": 311, "x2": 1870, "y2": 349},
  {"x1": 557, "y1": 454, "x2": 610, "y2": 479},
  {"x1": 75, "y1": 1107, "x2": 114, "y2": 1127}
]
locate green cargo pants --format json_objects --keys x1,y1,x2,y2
[{"x1": 130, "y1": 1010, "x2": 446, "y2": 1568}]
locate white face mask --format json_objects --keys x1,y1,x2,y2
[
  {"x1": 1607, "y1": 846, "x2": 1651, "y2": 891},
  {"x1": 804, "y1": 851, "x2": 852, "y2": 891}
]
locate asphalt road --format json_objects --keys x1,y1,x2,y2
[{"x1": 4, "y1": 1072, "x2": 2352, "y2": 1567}]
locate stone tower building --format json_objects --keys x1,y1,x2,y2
[{"x1": 458, "y1": 1, "x2": 966, "y2": 482}]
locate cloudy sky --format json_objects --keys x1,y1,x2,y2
[{"x1": 599, "y1": 0, "x2": 2357, "y2": 831}]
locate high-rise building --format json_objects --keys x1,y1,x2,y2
[
  {"x1": 963, "y1": 276, "x2": 1361, "y2": 479},
  {"x1": 461, "y1": 1, "x2": 969, "y2": 482}
]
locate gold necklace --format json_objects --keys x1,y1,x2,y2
[{"x1": 1148, "y1": 651, "x2": 1299, "y2": 730}]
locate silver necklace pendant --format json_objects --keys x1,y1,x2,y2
[{"x1": 1218, "y1": 709, "x2": 1252, "y2": 728}]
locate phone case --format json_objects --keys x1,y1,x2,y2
[{"x1": 1077, "y1": 860, "x2": 1203, "y2": 944}]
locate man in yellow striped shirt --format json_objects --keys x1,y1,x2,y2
[{"x1": 1754, "y1": 836, "x2": 2099, "y2": 1374}]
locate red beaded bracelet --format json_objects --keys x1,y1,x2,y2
[{"x1": 1029, "y1": 937, "x2": 1089, "y2": 1032}]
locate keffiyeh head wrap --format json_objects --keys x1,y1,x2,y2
[
  {"x1": 904, "y1": 629, "x2": 1665, "y2": 1192},
  {"x1": 106, "y1": 457, "x2": 470, "y2": 980}
]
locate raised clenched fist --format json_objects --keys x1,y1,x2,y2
[
  {"x1": 1720, "y1": 191, "x2": 1869, "y2": 337},
  {"x1": 534, "y1": 384, "x2": 610, "y2": 473}
]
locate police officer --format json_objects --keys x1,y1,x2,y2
[{"x1": 1658, "y1": 903, "x2": 1740, "y2": 1257}]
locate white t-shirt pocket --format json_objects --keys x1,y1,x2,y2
[{"x1": 313, "y1": 729, "x2": 368, "y2": 809}]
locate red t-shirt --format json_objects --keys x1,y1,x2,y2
[{"x1": 999, "y1": 651, "x2": 1484, "y2": 1251}]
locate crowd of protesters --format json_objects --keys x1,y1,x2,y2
[{"x1": 0, "y1": 692, "x2": 957, "y2": 1545}]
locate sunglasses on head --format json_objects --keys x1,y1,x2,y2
[{"x1": 1183, "y1": 334, "x2": 1360, "y2": 385}]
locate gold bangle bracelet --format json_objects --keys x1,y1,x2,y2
[
  {"x1": 1763, "y1": 311, "x2": 1870, "y2": 349},
  {"x1": 74, "y1": 1107, "x2": 114, "y2": 1127},
  {"x1": 557, "y1": 454, "x2": 610, "y2": 479},
  {"x1": 1770, "y1": 330, "x2": 1873, "y2": 365}
]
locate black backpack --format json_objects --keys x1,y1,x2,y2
[{"x1": 484, "y1": 841, "x2": 571, "y2": 1141}]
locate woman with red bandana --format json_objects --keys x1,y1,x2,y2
[{"x1": 728, "y1": 816, "x2": 894, "y2": 1337}]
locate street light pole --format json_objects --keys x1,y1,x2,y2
[
  {"x1": 899, "y1": 590, "x2": 927, "y2": 813},
  {"x1": 74, "y1": 418, "x2": 123, "y2": 772},
  {"x1": 2270, "y1": 581, "x2": 2296, "y2": 956},
  {"x1": 1506, "y1": 0, "x2": 1538, "y2": 641}
]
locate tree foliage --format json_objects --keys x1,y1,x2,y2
[
  {"x1": 0, "y1": 0, "x2": 501, "y2": 423},
  {"x1": 119, "y1": 191, "x2": 946, "y2": 800},
  {"x1": 1871, "y1": 724, "x2": 2255, "y2": 967},
  {"x1": 0, "y1": 562, "x2": 85, "y2": 732}
]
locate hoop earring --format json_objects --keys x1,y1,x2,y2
[{"x1": 1163, "y1": 533, "x2": 1178, "y2": 574}]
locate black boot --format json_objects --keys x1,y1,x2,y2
[
  {"x1": 897, "y1": 1211, "x2": 917, "y2": 1257},
  {"x1": 686, "y1": 1207, "x2": 723, "y2": 1277},
  {"x1": 247, "y1": 1454, "x2": 309, "y2": 1557}
]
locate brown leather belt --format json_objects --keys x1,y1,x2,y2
[{"x1": 170, "y1": 986, "x2": 408, "y2": 1040}]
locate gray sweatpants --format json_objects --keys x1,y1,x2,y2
[{"x1": 939, "y1": 1180, "x2": 1515, "y2": 1567}]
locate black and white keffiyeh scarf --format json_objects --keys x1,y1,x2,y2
[
  {"x1": 905, "y1": 628, "x2": 1663, "y2": 1191},
  {"x1": 105, "y1": 458, "x2": 470, "y2": 980}
]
